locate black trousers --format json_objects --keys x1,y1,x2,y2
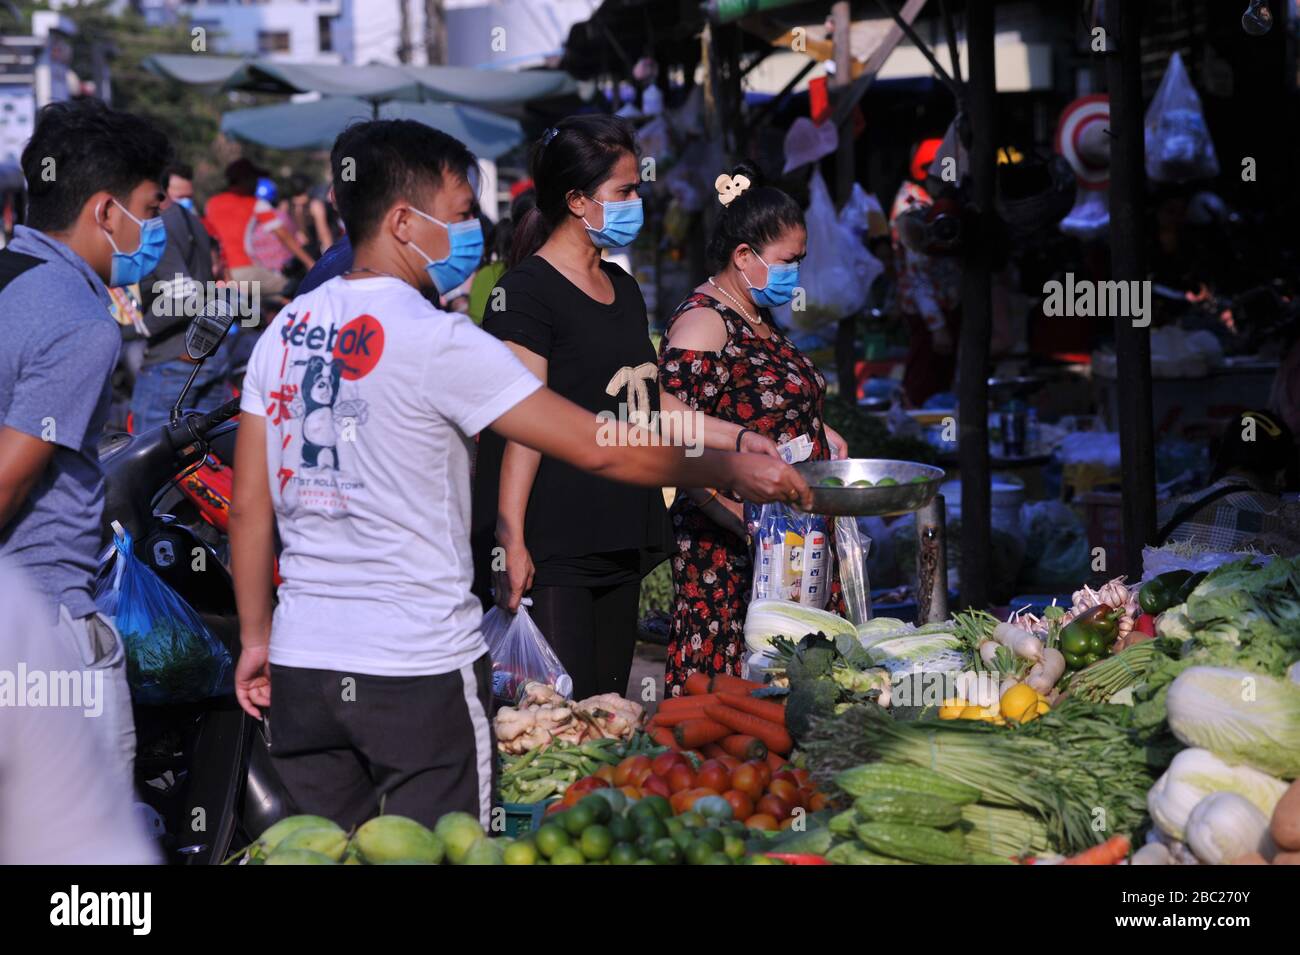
[
  {"x1": 527, "y1": 579, "x2": 640, "y2": 700},
  {"x1": 266, "y1": 653, "x2": 496, "y2": 830}
]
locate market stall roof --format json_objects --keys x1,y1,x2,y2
[
  {"x1": 141, "y1": 54, "x2": 576, "y2": 107},
  {"x1": 218, "y1": 96, "x2": 524, "y2": 158}
]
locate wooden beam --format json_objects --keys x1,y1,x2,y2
[{"x1": 1104, "y1": 0, "x2": 1156, "y2": 576}]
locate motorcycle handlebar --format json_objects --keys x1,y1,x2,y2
[{"x1": 198, "y1": 397, "x2": 242, "y2": 433}]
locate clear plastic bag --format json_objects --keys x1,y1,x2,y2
[
  {"x1": 1145, "y1": 52, "x2": 1219, "y2": 183},
  {"x1": 834, "y1": 515, "x2": 872, "y2": 625},
  {"x1": 94, "y1": 529, "x2": 233, "y2": 706},
  {"x1": 482, "y1": 599, "x2": 572, "y2": 702},
  {"x1": 749, "y1": 503, "x2": 832, "y2": 609}
]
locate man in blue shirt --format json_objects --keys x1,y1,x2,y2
[{"x1": 0, "y1": 100, "x2": 172, "y2": 789}]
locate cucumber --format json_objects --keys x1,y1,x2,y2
[
  {"x1": 828, "y1": 810, "x2": 858, "y2": 836},
  {"x1": 968, "y1": 850, "x2": 1017, "y2": 865},
  {"x1": 826, "y1": 841, "x2": 915, "y2": 865},
  {"x1": 854, "y1": 822, "x2": 971, "y2": 865},
  {"x1": 834, "y1": 763, "x2": 981, "y2": 805},
  {"x1": 853, "y1": 789, "x2": 962, "y2": 829}
]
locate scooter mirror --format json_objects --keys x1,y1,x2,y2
[{"x1": 185, "y1": 296, "x2": 236, "y2": 361}]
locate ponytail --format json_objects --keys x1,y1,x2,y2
[{"x1": 509, "y1": 205, "x2": 550, "y2": 268}]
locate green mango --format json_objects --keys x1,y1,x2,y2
[{"x1": 354, "y1": 815, "x2": 445, "y2": 865}]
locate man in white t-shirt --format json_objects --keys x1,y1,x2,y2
[{"x1": 229, "y1": 119, "x2": 810, "y2": 830}]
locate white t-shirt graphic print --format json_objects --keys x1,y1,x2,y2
[{"x1": 241, "y1": 275, "x2": 541, "y2": 676}]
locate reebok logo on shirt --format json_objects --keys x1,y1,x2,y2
[{"x1": 280, "y1": 310, "x2": 385, "y2": 380}]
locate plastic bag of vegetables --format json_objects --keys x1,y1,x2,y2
[{"x1": 1166, "y1": 667, "x2": 1300, "y2": 779}]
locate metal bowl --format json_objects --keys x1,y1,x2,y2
[{"x1": 794, "y1": 458, "x2": 946, "y2": 517}]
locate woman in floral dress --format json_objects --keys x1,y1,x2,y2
[{"x1": 657, "y1": 164, "x2": 848, "y2": 695}]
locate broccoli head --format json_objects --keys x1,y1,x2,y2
[{"x1": 785, "y1": 677, "x2": 840, "y2": 740}]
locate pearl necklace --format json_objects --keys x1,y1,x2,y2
[{"x1": 708, "y1": 276, "x2": 761, "y2": 326}]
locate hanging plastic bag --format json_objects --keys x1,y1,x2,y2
[
  {"x1": 94, "y1": 528, "x2": 232, "y2": 706},
  {"x1": 482, "y1": 599, "x2": 572, "y2": 702},
  {"x1": 794, "y1": 169, "x2": 879, "y2": 332},
  {"x1": 834, "y1": 515, "x2": 872, "y2": 625},
  {"x1": 1145, "y1": 52, "x2": 1219, "y2": 183}
]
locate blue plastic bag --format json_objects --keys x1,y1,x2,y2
[{"x1": 95, "y1": 529, "x2": 233, "y2": 705}]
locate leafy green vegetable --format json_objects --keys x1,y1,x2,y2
[{"x1": 1165, "y1": 666, "x2": 1300, "y2": 778}]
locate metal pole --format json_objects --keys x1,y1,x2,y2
[
  {"x1": 915, "y1": 495, "x2": 948, "y2": 624},
  {"x1": 831, "y1": 1, "x2": 858, "y2": 399},
  {"x1": 1104, "y1": 0, "x2": 1155, "y2": 576},
  {"x1": 957, "y1": 0, "x2": 994, "y2": 610}
]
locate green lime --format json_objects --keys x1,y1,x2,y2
[
  {"x1": 678, "y1": 810, "x2": 705, "y2": 830},
  {"x1": 650, "y1": 838, "x2": 683, "y2": 866},
  {"x1": 534, "y1": 824, "x2": 570, "y2": 859},
  {"x1": 637, "y1": 815, "x2": 668, "y2": 841},
  {"x1": 609, "y1": 843, "x2": 640, "y2": 865},
  {"x1": 579, "y1": 825, "x2": 613, "y2": 861},
  {"x1": 705, "y1": 852, "x2": 733, "y2": 864},
  {"x1": 550, "y1": 845, "x2": 586, "y2": 866},
  {"x1": 608, "y1": 815, "x2": 637, "y2": 844},
  {"x1": 640, "y1": 795, "x2": 672, "y2": 820},
  {"x1": 685, "y1": 840, "x2": 715, "y2": 866},
  {"x1": 850, "y1": 479, "x2": 873, "y2": 487},
  {"x1": 723, "y1": 834, "x2": 747, "y2": 860},
  {"x1": 563, "y1": 804, "x2": 595, "y2": 837},
  {"x1": 671, "y1": 829, "x2": 695, "y2": 852},
  {"x1": 909, "y1": 475, "x2": 929, "y2": 484},
  {"x1": 695, "y1": 828, "x2": 724, "y2": 852},
  {"x1": 635, "y1": 833, "x2": 658, "y2": 855},
  {"x1": 663, "y1": 817, "x2": 685, "y2": 837},
  {"x1": 875, "y1": 476, "x2": 899, "y2": 486},
  {"x1": 634, "y1": 857, "x2": 657, "y2": 865},
  {"x1": 820, "y1": 476, "x2": 845, "y2": 487},
  {"x1": 577, "y1": 794, "x2": 612, "y2": 825},
  {"x1": 502, "y1": 839, "x2": 539, "y2": 866}
]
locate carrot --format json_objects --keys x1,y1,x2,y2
[
  {"x1": 651, "y1": 707, "x2": 716, "y2": 727},
  {"x1": 673, "y1": 718, "x2": 731, "y2": 749},
  {"x1": 720, "y1": 734, "x2": 768, "y2": 762},
  {"x1": 701, "y1": 743, "x2": 728, "y2": 761},
  {"x1": 647, "y1": 725, "x2": 679, "y2": 750},
  {"x1": 714, "y1": 691, "x2": 786, "y2": 726},
  {"x1": 1061, "y1": 834, "x2": 1131, "y2": 865},
  {"x1": 703, "y1": 703, "x2": 793, "y2": 755},
  {"x1": 710, "y1": 673, "x2": 764, "y2": 695},
  {"x1": 658, "y1": 693, "x2": 721, "y2": 713},
  {"x1": 684, "y1": 672, "x2": 712, "y2": 697}
]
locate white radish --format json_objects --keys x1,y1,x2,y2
[
  {"x1": 1025, "y1": 647, "x2": 1066, "y2": 694},
  {"x1": 979, "y1": 640, "x2": 1001, "y2": 667},
  {"x1": 1013, "y1": 634, "x2": 1044, "y2": 662}
]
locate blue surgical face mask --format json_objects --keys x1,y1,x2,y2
[
  {"x1": 583, "y1": 196, "x2": 643, "y2": 249},
  {"x1": 745, "y1": 250, "x2": 800, "y2": 308},
  {"x1": 175, "y1": 197, "x2": 194, "y2": 211},
  {"x1": 103, "y1": 199, "x2": 167, "y2": 288},
  {"x1": 407, "y1": 208, "x2": 485, "y2": 294}
]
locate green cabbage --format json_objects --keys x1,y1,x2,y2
[
  {"x1": 1147, "y1": 747, "x2": 1289, "y2": 841},
  {"x1": 866, "y1": 633, "x2": 968, "y2": 675},
  {"x1": 743, "y1": 599, "x2": 857, "y2": 657},
  {"x1": 1166, "y1": 666, "x2": 1300, "y2": 779}
]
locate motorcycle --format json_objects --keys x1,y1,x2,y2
[{"x1": 97, "y1": 302, "x2": 291, "y2": 864}]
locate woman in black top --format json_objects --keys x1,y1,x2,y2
[{"x1": 472, "y1": 116, "x2": 779, "y2": 698}]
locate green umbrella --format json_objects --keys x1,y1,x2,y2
[{"x1": 219, "y1": 96, "x2": 524, "y2": 157}]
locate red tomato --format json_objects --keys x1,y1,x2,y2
[
  {"x1": 722, "y1": 789, "x2": 754, "y2": 821},
  {"x1": 744, "y1": 813, "x2": 779, "y2": 831},
  {"x1": 568, "y1": 776, "x2": 609, "y2": 798},
  {"x1": 731, "y1": 763, "x2": 764, "y2": 801},
  {"x1": 545, "y1": 800, "x2": 566, "y2": 816},
  {"x1": 808, "y1": 792, "x2": 829, "y2": 812},
  {"x1": 753, "y1": 761, "x2": 773, "y2": 788},
  {"x1": 772, "y1": 770, "x2": 799, "y2": 789},
  {"x1": 620, "y1": 785, "x2": 642, "y2": 800},
  {"x1": 651, "y1": 751, "x2": 687, "y2": 779},
  {"x1": 716, "y1": 755, "x2": 742, "y2": 771},
  {"x1": 757, "y1": 794, "x2": 793, "y2": 820},
  {"x1": 779, "y1": 816, "x2": 797, "y2": 830},
  {"x1": 767, "y1": 778, "x2": 798, "y2": 805},
  {"x1": 695, "y1": 759, "x2": 732, "y2": 794},
  {"x1": 594, "y1": 765, "x2": 617, "y2": 784},
  {"x1": 641, "y1": 773, "x2": 672, "y2": 800},
  {"x1": 666, "y1": 764, "x2": 697, "y2": 794},
  {"x1": 614, "y1": 755, "x2": 652, "y2": 787},
  {"x1": 630, "y1": 765, "x2": 656, "y2": 787},
  {"x1": 792, "y1": 768, "x2": 811, "y2": 785}
]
